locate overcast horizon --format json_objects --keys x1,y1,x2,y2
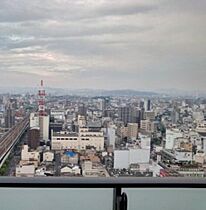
[{"x1": 0, "y1": 0, "x2": 206, "y2": 91}]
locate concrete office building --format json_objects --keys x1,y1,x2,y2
[{"x1": 51, "y1": 127, "x2": 104, "y2": 151}]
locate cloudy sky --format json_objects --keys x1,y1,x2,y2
[{"x1": 0, "y1": 0, "x2": 206, "y2": 91}]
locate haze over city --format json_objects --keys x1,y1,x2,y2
[
  {"x1": 0, "y1": 0, "x2": 206, "y2": 91},
  {"x1": 1, "y1": 2, "x2": 206, "y2": 209}
]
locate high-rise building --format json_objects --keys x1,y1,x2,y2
[
  {"x1": 139, "y1": 100, "x2": 144, "y2": 109},
  {"x1": 4, "y1": 103, "x2": 15, "y2": 129},
  {"x1": 97, "y1": 98, "x2": 105, "y2": 111},
  {"x1": 78, "y1": 103, "x2": 87, "y2": 117},
  {"x1": 10, "y1": 98, "x2": 18, "y2": 110},
  {"x1": 131, "y1": 107, "x2": 140, "y2": 123},
  {"x1": 118, "y1": 106, "x2": 132, "y2": 124},
  {"x1": 28, "y1": 127, "x2": 40, "y2": 150},
  {"x1": 127, "y1": 123, "x2": 138, "y2": 140},
  {"x1": 136, "y1": 108, "x2": 145, "y2": 128},
  {"x1": 39, "y1": 115, "x2": 49, "y2": 141},
  {"x1": 171, "y1": 107, "x2": 180, "y2": 124},
  {"x1": 105, "y1": 126, "x2": 116, "y2": 148},
  {"x1": 38, "y1": 80, "x2": 49, "y2": 141},
  {"x1": 146, "y1": 99, "x2": 151, "y2": 111}
]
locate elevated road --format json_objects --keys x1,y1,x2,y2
[{"x1": 0, "y1": 116, "x2": 29, "y2": 168}]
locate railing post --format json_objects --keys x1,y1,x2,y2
[{"x1": 113, "y1": 187, "x2": 127, "y2": 210}]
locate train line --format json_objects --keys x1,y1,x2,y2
[{"x1": 0, "y1": 116, "x2": 29, "y2": 168}]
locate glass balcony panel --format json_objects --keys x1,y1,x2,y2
[
  {"x1": 124, "y1": 189, "x2": 206, "y2": 210},
  {"x1": 0, "y1": 188, "x2": 113, "y2": 210}
]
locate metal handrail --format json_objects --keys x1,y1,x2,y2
[{"x1": 0, "y1": 177, "x2": 206, "y2": 188}]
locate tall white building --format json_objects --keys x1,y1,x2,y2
[
  {"x1": 105, "y1": 126, "x2": 116, "y2": 148},
  {"x1": 29, "y1": 113, "x2": 49, "y2": 141},
  {"x1": 39, "y1": 115, "x2": 49, "y2": 141}
]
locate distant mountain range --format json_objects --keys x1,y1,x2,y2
[
  {"x1": 0, "y1": 87, "x2": 158, "y2": 97},
  {"x1": 70, "y1": 89, "x2": 159, "y2": 97},
  {"x1": 0, "y1": 86, "x2": 205, "y2": 98}
]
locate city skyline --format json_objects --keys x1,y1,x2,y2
[{"x1": 0, "y1": 0, "x2": 206, "y2": 91}]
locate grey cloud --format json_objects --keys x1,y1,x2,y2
[
  {"x1": 97, "y1": 3, "x2": 157, "y2": 17},
  {"x1": 0, "y1": 0, "x2": 206, "y2": 91},
  {"x1": 0, "y1": 0, "x2": 157, "y2": 23}
]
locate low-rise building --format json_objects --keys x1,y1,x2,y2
[
  {"x1": 161, "y1": 149, "x2": 193, "y2": 164},
  {"x1": 16, "y1": 165, "x2": 35, "y2": 177},
  {"x1": 114, "y1": 148, "x2": 150, "y2": 169},
  {"x1": 61, "y1": 165, "x2": 81, "y2": 176},
  {"x1": 20, "y1": 145, "x2": 40, "y2": 167},
  {"x1": 81, "y1": 161, "x2": 109, "y2": 177},
  {"x1": 194, "y1": 152, "x2": 205, "y2": 165},
  {"x1": 61, "y1": 151, "x2": 79, "y2": 165},
  {"x1": 43, "y1": 151, "x2": 54, "y2": 162}
]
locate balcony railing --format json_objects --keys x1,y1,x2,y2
[{"x1": 0, "y1": 177, "x2": 206, "y2": 210}]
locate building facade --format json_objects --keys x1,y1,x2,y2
[{"x1": 51, "y1": 128, "x2": 104, "y2": 151}]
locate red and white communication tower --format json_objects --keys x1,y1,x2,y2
[{"x1": 38, "y1": 80, "x2": 47, "y2": 116}]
